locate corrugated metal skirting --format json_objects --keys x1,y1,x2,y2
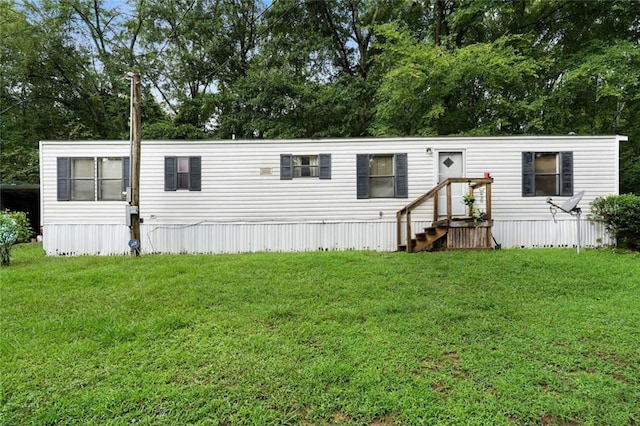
[
  {"x1": 492, "y1": 219, "x2": 614, "y2": 248},
  {"x1": 44, "y1": 224, "x2": 130, "y2": 256},
  {"x1": 142, "y1": 222, "x2": 396, "y2": 254},
  {"x1": 43, "y1": 220, "x2": 615, "y2": 256}
]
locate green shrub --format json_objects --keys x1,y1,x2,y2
[
  {"x1": 589, "y1": 194, "x2": 640, "y2": 250},
  {"x1": 5, "y1": 210, "x2": 34, "y2": 243},
  {"x1": 0, "y1": 210, "x2": 34, "y2": 266}
]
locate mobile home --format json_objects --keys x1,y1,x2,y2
[{"x1": 39, "y1": 135, "x2": 625, "y2": 255}]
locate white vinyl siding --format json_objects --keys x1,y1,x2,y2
[{"x1": 40, "y1": 136, "x2": 623, "y2": 254}]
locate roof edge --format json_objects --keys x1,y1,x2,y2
[{"x1": 40, "y1": 135, "x2": 629, "y2": 145}]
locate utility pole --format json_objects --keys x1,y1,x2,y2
[{"x1": 128, "y1": 72, "x2": 142, "y2": 256}]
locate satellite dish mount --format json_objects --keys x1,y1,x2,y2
[{"x1": 546, "y1": 191, "x2": 585, "y2": 254}]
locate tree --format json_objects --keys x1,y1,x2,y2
[
  {"x1": 134, "y1": 0, "x2": 267, "y2": 136},
  {"x1": 2, "y1": 0, "x2": 639, "y2": 193},
  {"x1": 213, "y1": 0, "x2": 409, "y2": 139},
  {"x1": 371, "y1": 24, "x2": 539, "y2": 136},
  {"x1": 1, "y1": 0, "x2": 168, "y2": 183}
]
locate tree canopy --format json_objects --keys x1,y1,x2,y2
[{"x1": 1, "y1": 0, "x2": 638, "y2": 193}]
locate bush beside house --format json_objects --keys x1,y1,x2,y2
[
  {"x1": 0, "y1": 210, "x2": 34, "y2": 266},
  {"x1": 590, "y1": 194, "x2": 640, "y2": 250}
]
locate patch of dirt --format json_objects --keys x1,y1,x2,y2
[
  {"x1": 370, "y1": 415, "x2": 395, "y2": 425},
  {"x1": 431, "y1": 381, "x2": 449, "y2": 394},
  {"x1": 330, "y1": 411, "x2": 351, "y2": 424},
  {"x1": 436, "y1": 351, "x2": 468, "y2": 379},
  {"x1": 541, "y1": 414, "x2": 581, "y2": 425},
  {"x1": 436, "y1": 352, "x2": 460, "y2": 369},
  {"x1": 597, "y1": 351, "x2": 627, "y2": 367},
  {"x1": 609, "y1": 372, "x2": 629, "y2": 383},
  {"x1": 539, "y1": 382, "x2": 558, "y2": 393},
  {"x1": 446, "y1": 351, "x2": 460, "y2": 364}
]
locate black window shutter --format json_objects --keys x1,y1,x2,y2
[
  {"x1": 356, "y1": 154, "x2": 369, "y2": 199},
  {"x1": 395, "y1": 153, "x2": 408, "y2": 198},
  {"x1": 560, "y1": 152, "x2": 573, "y2": 196},
  {"x1": 319, "y1": 154, "x2": 331, "y2": 179},
  {"x1": 280, "y1": 154, "x2": 293, "y2": 180},
  {"x1": 57, "y1": 157, "x2": 70, "y2": 201},
  {"x1": 189, "y1": 156, "x2": 201, "y2": 191},
  {"x1": 122, "y1": 156, "x2": 130, "y2": 198},
  {"x1": 522, "y1": 152, "x2": 535, "y2": 196},
  {"x1": 164, "y1": 157, "x2": 177, "y2": 191}
]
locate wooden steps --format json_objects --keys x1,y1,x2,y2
[
  {"x1": 398, "y1": 226, "x2": 448, "y2": 252},
  {"x1": 396, "y1": 177, "x2": 494, "y2": 253},
  {"x1": 412, "y1": 226, "x2": 448, "y2": 252},
  {"x1": 398, "y1": 220, "x2": 494, "y2": 252}
]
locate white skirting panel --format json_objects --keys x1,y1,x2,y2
[
  {"x1": 492, "y1": 219, "x2": 615, "y2": 249},
  {"x1": 42, "y1": 219, "x2": 614, "y2": 256},
  {"x1": 43, "y1": 224, "x2": 130, "y2": 256},
  {"x1": 142, "y1": 221, "x2": 397, "y2": 254}
]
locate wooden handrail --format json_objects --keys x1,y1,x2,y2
[
  {"x1": 398, "y1": 180, "x2": 449, "y2": 215},
  {"x1": 397, "y1": 177, "x2": 494, "y2": 252},
  {"x1": 397, "y1": 177, "x2": 493, "y2": 215}
]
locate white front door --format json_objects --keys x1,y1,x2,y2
[{"x1": 438, "y1": 151, "x2": 466, "y2": 217}]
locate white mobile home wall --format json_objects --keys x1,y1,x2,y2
[{"x1": 40, "y1": 136, "x2": 625, "y2": 255}]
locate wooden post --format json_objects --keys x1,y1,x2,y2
[
  {"x1": 433, "y1": 192, "x2": 439, "y2": 222},
  {"x1": 406, "y1": 211, "x2": 412, "y2": 252},
  {"x1": 485, "y1": 180, "x2": 492, "y2": 221},
  {"x1": 396, "y1": 211, "x2": 402, "y2": 250},
  {"x1": 446, "y1": 182, "x2": 452, "y2": 221},
  {"x1": 129, "y1": 73, "x2": 142, "y2": 256}
]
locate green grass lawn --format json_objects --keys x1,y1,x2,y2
[{"x1": 1, "y1": 244, "x2": 639, "y2": 425}]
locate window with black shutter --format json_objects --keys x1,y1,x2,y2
[
  {"x1": 356, "y1": 153, "x2": 408, "y2": 199},
  {"x1": 56, "y1": 157, "x2": 129, "y2": 201},
  {"x1": 280, "y1": 154, "x2": 331, "y2": 179},
  {"x1": 164, "y1": 156, "x2": 201, "y2": 191},
  {"x1": 522, "y1": 151, "x2": 573, "y2": 196}
]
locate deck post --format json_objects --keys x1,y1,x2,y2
[
  {"x1": 433, "y1": 193, "x2": 439, "y2": 222},
  {"x1": 485, "y1": 181, "x2": 492, "y2": 221},
  {"x1": 396, "y1": 211, "x2": 402, "y2": 250},
  {"x1": 446, "y1": 183, "x2": 452, "y2": 221},
  {"x1": 406, "y1": 211, "x2": 412, "y2": 252}
]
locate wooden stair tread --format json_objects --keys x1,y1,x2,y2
[{"x1": 410, "y1": 228, "x2": 448, "y2": 252}]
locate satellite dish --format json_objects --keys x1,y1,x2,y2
[
  {"x1": 559, "y1": 190, "x2": 584, "y2": 213},
  {"x1": 546, "y1": 191, "x2": 585, "y2": 254}
]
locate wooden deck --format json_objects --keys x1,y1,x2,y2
[{"x1": 396, "y1": 178, "x2": 494, "y2": 252}]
